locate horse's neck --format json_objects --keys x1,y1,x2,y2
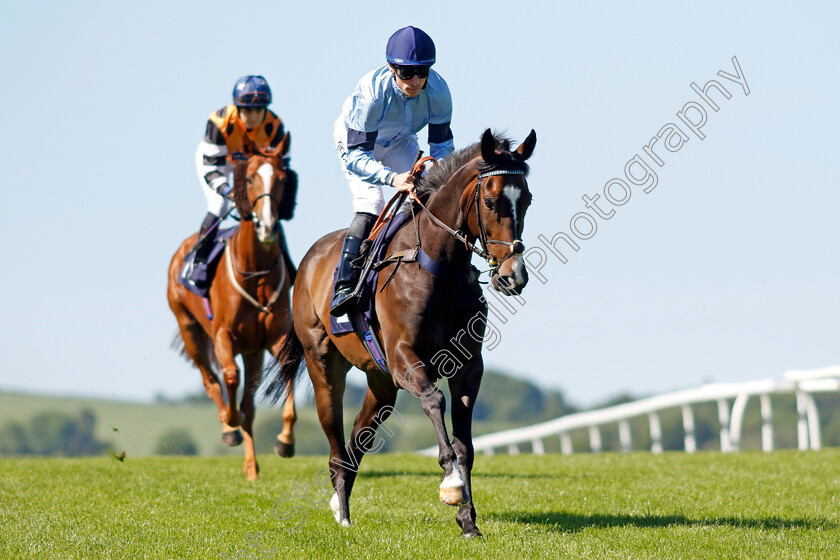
[
  {"x1": 234, "y1": 221, "x2": 279, "y2": 270},
  {"x1": 415, "y1": 165, "x2": 477, "y2": 266}
]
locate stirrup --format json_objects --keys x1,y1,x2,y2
[{"x1": 330, "y1": 287, "x2": 358, "y2": 317}]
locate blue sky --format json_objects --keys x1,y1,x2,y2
[{"x1": 0, "y1": 1, "x2": 837, "y2": 407}]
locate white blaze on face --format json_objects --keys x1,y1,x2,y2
[
  {"x1": 503, "y1": 184, "x2": 521, "y2": 230},
  {"x1": 256, "y1": 163, "x2": 275, "y2": 240}
]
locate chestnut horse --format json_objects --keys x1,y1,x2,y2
[
  {"x1": 167, "y1": 134, "x2": 297, "y2": 480},
  {"x1": 267, "y1": 129, "x2": 536, "y2": 535}
]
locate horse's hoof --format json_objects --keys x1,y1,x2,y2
[
  {"x1": 439, "y1": 469, "x2": 470, "y2": 506},
  {"x1": 274, "y1": 440, "x2": 295, "y2": 458},
  {"x1": 461, "y1": 530, "x2": 482, "y2": 538},
  {"x1": 439, "y1": 485, "x2": 469, "y2": 506},
  {"x1": 222, "y1": 430, "x2": 243, "y2": 447}
]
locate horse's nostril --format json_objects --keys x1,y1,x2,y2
[{"x1": 512, "y1": 240, "x2": 525, "y2": 254}]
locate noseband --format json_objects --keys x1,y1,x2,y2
[
  {"x1": 467, "y1": 169, "x2": 527, "y2": 269},
  {"x1": 250, "y1": 191, "x2": 282, "y2": 234}
]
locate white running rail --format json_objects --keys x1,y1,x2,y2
[{"x1": 417, "y1": 365, "x2": 840, "y2": 456}]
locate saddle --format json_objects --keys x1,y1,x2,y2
[
  {"x1": 179, "y1": 227, "x2": 239, "y2": 298},
  {"x1": 329, "y1": 191, "x2": 480, "y2": 375}
]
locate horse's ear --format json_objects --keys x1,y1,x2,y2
[
  {"x1": 480, "y1": 128, "x2": 496, "y2": 163},
  {"x1": 516, "y1": 129, "x2": 537, "y2": 161}
]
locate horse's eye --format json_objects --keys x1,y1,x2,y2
[
  {"x1": 245, "y1": 177, "x2": 252, "y2": 185},
  {"x1": 483, "y1": 197, "x2": 495, "y2": 210}
]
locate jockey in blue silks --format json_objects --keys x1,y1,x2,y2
[{"x1": 330, "y1": 26, "x2": 455, "y2": 316}]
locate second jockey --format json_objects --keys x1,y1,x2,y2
[
  {"x1": 330, "y1": 26, "x2": 455, "y2": 316},
  {"x1": 187, "y1": 75, "x2": 294, "y2": 294}
]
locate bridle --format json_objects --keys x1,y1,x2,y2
[
  {"x1": 466, "y1": 169, "x2": 527, "y2": 268},
  {"x1": 408, "y1": 164, "x2": 527, "y2": 275},
  {"x1": 250, "y1": 191, "x2": 283, "y2": 234},
  {"x1": 247, "y1": 163, "x2": 285, "y2": 236},
  {"x1": 229, "y1": 165, "x2": 285, "y2": 279}
]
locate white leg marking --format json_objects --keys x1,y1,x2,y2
[
  {"x1": 329, "y1": 493, "x2": 350, "y2": 527},
  {"x1": 440, "y1": 458, "x2": 466, "y2": 489}
]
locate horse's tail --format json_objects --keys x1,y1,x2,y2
[
  {"x1": 264, "y1": 325, "x2": 306, "y2": 404},
  {"x1": 170, "y1": 328, "x2": 219, "y2": 369},
  {"x1": 170, "y1": 329, "x2": 189, "y2": 360}
]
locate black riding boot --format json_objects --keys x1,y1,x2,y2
[
  {"x1": 329, "y1": 212, "x2": 376, "y2": 317},
  {"x1": 189, "y1": 212, "x2": 219, "y2": 292},
  {"x1": 194, "y1": 212, "x2": 219, "y2": 264}
]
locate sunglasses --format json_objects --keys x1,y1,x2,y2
[
  {"x1": 392, "y1": 65, "x2": 431, "y2": 80},
  {"x1": 238, "y1": 92, "x2": 269, "y2": 105}
]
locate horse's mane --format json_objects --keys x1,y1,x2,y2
[
  {"x1": 413, "y1": 132, "x2": 530, "y2": 203},
  {"x1": 278, "y1": 166, "x2": 298, "y2": 221},
  {"x1": 232, "y1": 161, "x2": 253, "y2": 220}
]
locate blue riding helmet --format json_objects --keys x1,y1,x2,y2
[
  {"x1": 385, "y1": 26, "x2": 436, "y2": 66},
  {"x1": 232, "y1": 75, "x2": 272, "y2": 107}
]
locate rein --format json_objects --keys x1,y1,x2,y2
[
  {"x1": 407, "y1": 166, "x2": 527, "y2": 272},
  {"x1": 224, "y1": 242, "x2": 286, "y2": 314}
]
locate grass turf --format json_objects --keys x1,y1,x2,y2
[{"x1": 1, "y1": 450, "x2": 838, "y2": 559}]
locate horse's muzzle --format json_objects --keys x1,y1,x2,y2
[
  {"x1": 255, "y1": 218, "x2": 279, "y2": 244},
  {"x1": 491, "y1": 255, "x2": 529, "y2": 295}
]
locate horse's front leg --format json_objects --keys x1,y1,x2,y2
[
  {"x1": 448, "y1": 366, "x2": 483, "y2": 538},
  {"x1": 214, "y1": 328, "x2": 245, "y2": 428},
  {"x1": 394, "y1": 344, "x2": 469, "y2": 508},
  {"x1": 239, "y1": 352, "x2": 263, "y2": 481}
]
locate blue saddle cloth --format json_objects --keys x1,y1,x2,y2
[
  {"x1": 178, "y1": 226, "x2": 239, "y2": 298},
  {"x1": 330, "y1": 211, "x2": 413, "y2": 335}
]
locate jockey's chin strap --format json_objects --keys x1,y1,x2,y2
[{"x1": 407, "y1": 165, "x2": 527, "y2": 273}]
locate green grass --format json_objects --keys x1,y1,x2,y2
[{"x1": 2, "y1": 451, "x2": 839, "y2": 559}]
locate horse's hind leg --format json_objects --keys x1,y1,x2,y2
[
  {"x1": 239, "y1": 352, "x2": 263, "y2": 481},
  {"x1": 305, "y1": 345, "x2": 353, "y2": 526},
  {"x1": 174, "y1": 313, "x2": 224, "y2": 407},
  {"x1": 448, "y1": 368, "x2": 483, "y2": 538},
  {"x1": 274, "y1": 378, "x2": 297, "y2": 458},
  {"x1": 173, "y1": 310, "x2": 244, "y2": 444},
  {"x1": 336, "y1": 377, "x2": 400, "y2": 516}
]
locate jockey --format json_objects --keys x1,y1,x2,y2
[
  {"x1": 188, "y1": 75, "x2": 292, "y2": 293},
  {"x1": 330, "y1": 26, "x2": 455, "y2": 316}
]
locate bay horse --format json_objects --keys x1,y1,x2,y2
[
  {"x1": 167, "y1": 134, "x2": 298, "y2": 480},
  {"x1": 267, "y1": 129, "x2": 536, "y2": 535}
]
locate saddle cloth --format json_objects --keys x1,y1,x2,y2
[
  {"x1": 178, "y1": 226, "x2": 239, "y2": 298},
  {"x1": 330, "y1": 211, "x2": 413, "y2": 336}
]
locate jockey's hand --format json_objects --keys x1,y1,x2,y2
[
  {"x1": 217, "y1": 183, "x2": 233, "y2": 198},
  {"x1": 391, "y1": 172, "x2": 416, "y2": 192}
]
